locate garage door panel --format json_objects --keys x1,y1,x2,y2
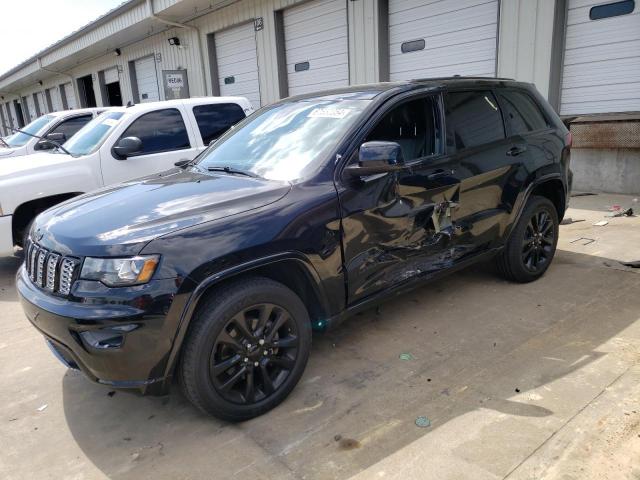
[
  {"x1": 565, "y1": 39, "x2": 640, "y2": 65},
  {"x1": 284, "y1": 0, "x2": 349, "y2": 97},
  {"x1": 215, "y1": 22, "x2": 261, "y2": 107},
  {"x1": 561, "y1": 0, "x2": 640, "y2": 114},
  {"x1": 389, "y1": 0, "x2": 498, "y2": 81},
  {"x1": 135, "y1": 56, "x2": 160, "y2": 103}
]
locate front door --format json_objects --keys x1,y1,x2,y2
[
  {"x1": 338, "y1": 93, "x2": 463, "y2": 304},
  {"x1": 101, "y1": 107, "x2": 199, "y2": 185}
]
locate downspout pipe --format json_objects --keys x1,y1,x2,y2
[
  {"x1": 37, "y1": 57, "x2": 80, "y2": 108},
  {"x1": 146, "y1": 0, "x2": 209, "y2": 97}
]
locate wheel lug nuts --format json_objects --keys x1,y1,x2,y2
[
  {"x1": 258, "y1": 339, "x2": 265, "y2": 345},
  {"x1": 246, "y1": 344, "x2": 252, "y2": 349},
  {"x1": 244, "y1": 357, "x2": 249, "y2": 362},
  {"x1": 254, "y1": 361, "x2": 259, "y2": 367},
  {"x1": 263, "y1": 350, "x2": 268, "y2": 355}
]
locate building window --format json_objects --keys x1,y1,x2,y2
[
  {"x1": 401, "y1": 39, "x2": 425, "y2": 54},
  {"x1": 589, "y1": 0, "x2": 635, "y2": 20}
]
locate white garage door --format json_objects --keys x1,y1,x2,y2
[
  {"x1": 560, "y1": 0, "x2": 640, "y2": 115},
  {"x1": 135, "y1": 56, "x2": 160, "y2": 103},
  {"x1": 34, "y1": 92, "x2": 45, "y2": 114},
  {"x1": 48, "y1": 87, "x2": 62, "y2": 112},
  {"x1": 283, "y1": 0, "x2": 349, "y2": 96},
  {"x1": 389, "y1": 0, "x2": 499, "y2": 81},
  {"x1": 104, "y1": 66, "x2": 119, "y2": 85},
  {"x1": 215, "y1": 22, "x2": 261, "y2": 107},
  {"x1": 63, "y1": 83, "x2": 77, "y2": 110},
  {"x1": 26, "y1": 95, "x2": 36, "y2": 121}
]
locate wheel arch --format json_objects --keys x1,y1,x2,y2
[
  {"x1": 163, "y1": 253, "x2": 332, "y2": 381},
  {"x1": 12, "y1": 192, "x2": 83, "y2": 245}
]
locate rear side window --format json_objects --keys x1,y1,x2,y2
[
  {"x1": 498, "y1": 90, "x2": 549, "y2": 136},
  {"x1": 445, "y1": 91, "x2": 504, "y2": 151},
  {"x1": 193, "y1": 103, "x2": 246, "y2": 145},
  {"x1": 120, "y1": 108, "x2": 190, "y2": 155},
  {"x1": 50, "y1": 114, "x2": 93, "y2": 140}
]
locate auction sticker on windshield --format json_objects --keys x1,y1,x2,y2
[
  {"x1": 102, "y1": 118, "x2": 119, "y2": 127},
  {"x1": 308, "y1": 108, "x2": 351, "y2": 119}
]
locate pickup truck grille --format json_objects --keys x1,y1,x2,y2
[{"x1": 25, "y1": 238, "x2": 80, "y2": 296}]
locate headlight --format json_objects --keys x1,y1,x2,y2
[{"x1": 80, "y1": 255, "x2": 160, "y2": 287}]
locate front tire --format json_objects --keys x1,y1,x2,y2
[
  {"x1": 496, "y1": 195, "x2": 559, "y2": 283},
  {"x1": 179, "y1": 277, "x2": 311, "y2": 421}
]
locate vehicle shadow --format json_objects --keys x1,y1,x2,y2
[{"x1": 60, "y1": 249, "x2": 640, "y2": 479}]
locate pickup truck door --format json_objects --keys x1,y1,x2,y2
[
  {"x1": 101, "y1": 107, "x2": 201, "y2": 185},
  {"x1": 338, "y1": 93, "x2": 463, "y2": 305}
]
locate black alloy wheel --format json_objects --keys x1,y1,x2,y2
[
  {"x1": 210, "y1": 303, "x2": 299, "y2": 404},
  {"x1": 496, "y1": 195, "x2": 559, "y2": 283},
  {"x1": 521, "y1": 209, "x2": 555, "y2": 272},
  {"x1": 180, "y1": 277, "x2": 311, "y2": 421}
]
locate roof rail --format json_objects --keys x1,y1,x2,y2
[{"x1": 410, "y1": 76, "x2": 516, "y2": 82}]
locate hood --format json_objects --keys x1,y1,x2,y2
[
  {"x1": 0, "y1": 151, "x2": 73, "y2": 179},
  {"x1": 34, "y1": 168, "x2": 291, "y2": 257},
  {"x1": 0, "y1": 145, "x2": 24, "y2": 158}
]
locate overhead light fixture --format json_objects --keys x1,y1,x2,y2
[
  {"x1": 114, "y1": 48, "x2": 121, "y2": 56},
  {"x1": 38, "y1": 80, "x2": 43, "y2": 86},
  {"x1": 168, "y1": 37, "x2": 180, "y2": 46}
]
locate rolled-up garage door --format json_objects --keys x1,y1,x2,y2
[
  {"x1": 214, "y1": 22, "x2": 261, "y2": 107},
  {"x1": 104, "y1": 67, "x2": 119, "y2": 84},
  {"x1": 388, "y1": 0, "x2": 499, "y2": 81},
  {"x1": 283, "y1": 0, "x2": 349, "y2": 96},
  {"x1": 134, "y1": 56, "x2": 160, "y2": 103}
]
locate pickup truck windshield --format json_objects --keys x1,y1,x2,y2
[
  {"x1": 4, "y1": 115, "x2": 55, "y2": 147},
  {"x1": 64, "y1": 111, "x2": 125, "y2": 156},
  {"x1": 196, "y1": 99, "x2": 369, "y2": 181}
]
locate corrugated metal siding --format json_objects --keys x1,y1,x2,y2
[
  {"x1": 560, "y1": 0, "x2": 640, "y2": 115},
  {"x1": 389, "y1": 0, "x2": 499, "y2": 80},
  {"x1": 215, "y1": 22, "x2": 262, "y2": 107}
]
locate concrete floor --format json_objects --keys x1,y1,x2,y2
[{"x1": 1, "y1": 193, "x2": 639, "y2": 480}]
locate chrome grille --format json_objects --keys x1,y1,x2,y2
[{"x1": 24, "y1": 238, "x2": 78, "y2": 296}]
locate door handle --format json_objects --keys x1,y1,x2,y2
[
  {"x1": 507, "y1": 145, "x2": 527, "y2": 156},
  {"x1": 427, "y1": 169, "x2": 455, "y2": 181}
]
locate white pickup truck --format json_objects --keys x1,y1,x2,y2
[
  {"x1": 0, "y1": 96, "x2": 253, "y2": 256},
  {"x1": 0, "y1": 108, "x2": 106, "y2": 158}
]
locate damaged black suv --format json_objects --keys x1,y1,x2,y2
[{"x1": 18, "y1": 78, "x2": 571, "y2": 421}]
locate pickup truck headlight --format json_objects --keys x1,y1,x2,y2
[{"x1": 80, "y1": 255, "x2": 160, "y2": 287}]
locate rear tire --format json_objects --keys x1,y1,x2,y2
[
  {"x1": 496, "y1": 195, "x2": 559, "y2": 283},
  {"x1": 179, "y1": 276, "x2": 311, "y2": 421}
]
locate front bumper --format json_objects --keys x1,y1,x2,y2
[
  {"x1": 0, "y1": 215, "x2": 13, "y2": 256},
  {"x1": 17, "y1": 266, "x2": 181, "y2": 395}
]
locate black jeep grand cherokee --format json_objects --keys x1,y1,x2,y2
[{"x1": 18, "y1": 78, "x2": 571, "y2": 421}]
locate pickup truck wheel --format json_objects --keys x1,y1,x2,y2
[
  {"x1": 496, "y1": 195, "x2": 558, "y2": 283},
  {"x1": 179, "y1": 277, "x2": 311, "y2": 421}
]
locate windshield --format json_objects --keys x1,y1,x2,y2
[
  {"x1": 63, "y1": 111, "x2": 125, "y2": 156},
  {"x1": 4, "y1": 115, "x2": 55, "y2": 147},
  {"x1": 196, "y1": 99, "x2": 370, "y2": 181}
]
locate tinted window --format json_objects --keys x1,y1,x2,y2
[
  {"x1": 365, "y1": 97, "x2": 440, "y2": 161},
  {"x1": 120, "y1": 108, "x2": 190, "y2": 155},
  {"x1": 498, "y1": 90, "x2": 549, "y2": 135},
  {"x1": 590, "y1": 0, "x2": 635, "y2": 20},
  {"x1": 193, "y1": 103, "x2": 246, "y2": 145},
  {"x1": 50, "y1": 115, "x2": 93, "y2": 140},
  {"x1": 445, "y1": 91, "x2": 504, "y2": 150}
]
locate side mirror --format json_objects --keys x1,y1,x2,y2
[
  {"x1": 344, "y1": 141, "x2": 405, "y2": 177},
  {"x1": 36, "y1": 132, "x2": 66, "y2": 150},
  {"x1": 112, "y1": 136, "x2": 142, "y2": 159}
]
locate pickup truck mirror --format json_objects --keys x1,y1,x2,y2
[
  {"x1": 35, "y1": 132, "x2": 66, "y2": 150},
  {"x1": 344, "y1": 141, "x2": 405, "y2": 177},
  {"x1": 113, "y1": 136, "x2": 143, "y2": 160}
]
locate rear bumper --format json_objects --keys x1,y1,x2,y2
[
  {"x1": 17, "y1": 266, "x2": 179, "y2": 395},
  {"x1": 0, "y1": 215, "x2": 13, "y2": 256}
]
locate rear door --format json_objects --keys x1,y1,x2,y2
[
  {"x1": 339, "y1": 92, "x2": 463, "y2": 304},
  {"x1": 190, "y1": 102, "x2": 247, "y2": 146},
  {"x1": 101, "y1": 107, "x2": 198, "y2": 184},
  {"x1": 443, "y1": 89, "x2": 516, "y2": 250}
]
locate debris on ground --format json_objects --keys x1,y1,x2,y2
[
  {"x1": 571, "y1": 192, "x2": 597, "y2": 197},
  {"x1": 570, "y1": 237, "x2": 596, "y2": 245},
  {"x1": 515, "y1": 388, "x2": 521, "y2": 393},
  {"x1": 36, "y1": 404, "x2": 48, "y2": 412},
  {"x1": 560, "y1": 218, "x2": 585, "y2": 225},
  {"x1": 620, "y1": 261, "x2": 640, "y2": 269},
  {"x1": 415, "y1": 416, "x2": 431, "y2": 428},
  {"x1": 606, "y1": 207, "x2": 634, "y2": 218},
  {"x1": 399, "y1": 353, "x2": 414, "y2": 361},
  {"x1": 593, "y1": 220, "x2": 609, "y2": 226},
  {"x1": 107, "y1": 391, "x2": 116, "y2": 397}
]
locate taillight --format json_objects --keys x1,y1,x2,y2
[{"x1": 564, "y1": 131, "x2": 573, "y2": 148}]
